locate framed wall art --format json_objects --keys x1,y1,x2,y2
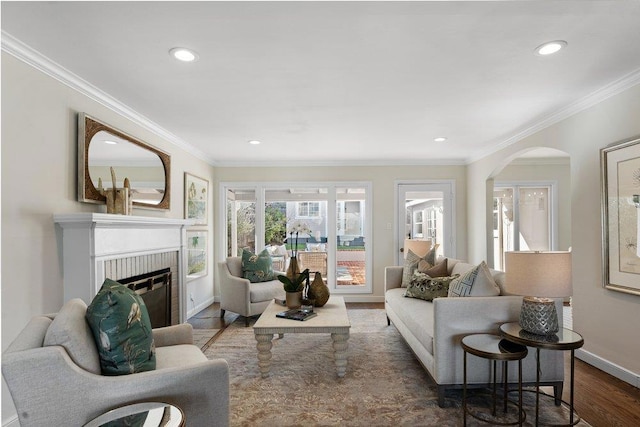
[
  {"x1": 186, "y1": 230, "x2": 208, "y2": 280},
  {"x1": 600, "y1": 136, "x2": 640, "y2": 296},
  {"x1": 184, "y1": 173, "x2": 209, "y2": 225}
]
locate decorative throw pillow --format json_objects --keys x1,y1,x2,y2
[
  {"x1": 448, "y1": 261, "x2": 500, "y2": 297},
  {"x1": 418, "y1": 258, "x2": 448, "y2": 277},
  {"x1": 404, "y1": 271, "x2": 458, "y2": 301},
  {"x1": 401, "y1": 244, "x2": 440, "y2": 288},
  {"x1": 242, "y1": 248, "x2": 275, "y2": 283},
  {"x1": 85, "y1": 279, "x2": 156, "y2": 375}
]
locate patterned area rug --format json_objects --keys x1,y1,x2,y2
[{"x1": 204, "y1": 309, "x2": 590, "y2": 426}]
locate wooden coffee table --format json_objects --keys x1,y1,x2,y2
[{"x1": 253, "y1": 296, "x2": 351, "y2": 378}]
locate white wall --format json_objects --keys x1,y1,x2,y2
[
  {"x1": 1, "y1": 53, "x2": 216, "y2": 424},
  {"x1": 466, "y1": 83, "x2": 640, "y2": 383}
]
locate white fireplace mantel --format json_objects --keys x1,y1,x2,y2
[{"x1": 54, "y1": 213, "x2": 194, "y2": 323}]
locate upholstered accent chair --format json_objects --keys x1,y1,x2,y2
[
  {"x1": 218, "y1": 256, "x2": 286, "y2": 326},
  {"x1": 2, "y1": 299, "x2": 230, "y2": 427}
]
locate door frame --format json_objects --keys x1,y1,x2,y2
[{"x1": 394, "y1": 180, "x2": 456, "y2": 265}]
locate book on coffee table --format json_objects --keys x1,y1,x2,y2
[{"x1": 276, "y1": 308, "x2": 317, "y2": 321}]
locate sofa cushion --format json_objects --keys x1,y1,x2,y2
[
  {"x1": 401, "y1": 245, "x2": 439, "y2": 288},
  {"x1": 385, "y1": 288, "x2": 435, "y2": 354},
  {"x1": 249, "y1": 279, "x2": 285, "y2": 303},
  {"x1": 242, "y1": 248, "x2": 276, "y2": 283},
  {"x1": 43, "y1": 298, "x2": 101, "y2": 374},
  {"x1": 404, "y1": 271, "x2": 458, "y2": 301},
  {"x1": 155, "y1": 344, "x2": 207, "y2": 370},
  {"x1": 448, "y1": 261, "x2": 500, "y2": 297},
  {"x1": 86, "y1": 279, "x2": 156, "y2": 375},
  {"x1": 418, "y1": 258, "x2": 448, "y2": 277}
]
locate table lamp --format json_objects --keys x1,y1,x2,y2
[
  {"x1": 504, "y1": 251, "x2": 572, "y2": 335},
  {"x1": 403, "y1": 239, "x2": 431, "y2": 259}
]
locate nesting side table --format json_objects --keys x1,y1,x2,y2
[
  {"x1": 461, "y1": 333, "x2": 528, "y2": 426},
  {"x1": 500, "y1": 322, "x2": 584, "y2": 427}
]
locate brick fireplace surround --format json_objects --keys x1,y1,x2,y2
[{"x1": 54, "y1": 213, "x2": 193, "y2": 323}]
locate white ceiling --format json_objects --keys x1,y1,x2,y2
[{"x1": 3, "y1": 1, "x2": 640, "y2": 166}]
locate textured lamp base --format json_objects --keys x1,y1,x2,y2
[{"x1": 519, "y1": 296, "x2": 559, "y2": 335}]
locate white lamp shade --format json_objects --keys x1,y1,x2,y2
[
  {"x1": 504, "y1": 251, "x2": 572, "y2": 297},
  {"x1": 403, "y1": 239, "x2": 431, "y2": 259}
]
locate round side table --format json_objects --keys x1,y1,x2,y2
[
  {"x1": 84, "y1": 402, "x2": 185, "y2": 427},
  {"x1": 461, "y1": 333, "x2": 528, "y2": 426},
  {"x1": 500, "y1": 322, "x2": 584, "y2": 427}
]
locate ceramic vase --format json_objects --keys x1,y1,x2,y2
[
  {"x1": 286, "y1": 290, "x2": 303, "y2": 309},
  {"x1": 310, "y1": 271, "x2": 330, "y2": 307}
]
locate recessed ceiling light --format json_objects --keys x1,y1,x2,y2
[
  {"x1": 169, "y1": 47, "x2": 199, "y2": 62},
  {"x1": 248, "y1": 140, "x2": 261, "y2": 145},
  {"x1": 535, "y1": 40, "x2": 567, "y2": 56},
  {"x1": 434, "y1": 137, "x2": 447, "y2": 142},
  {"x1": 104, "y1": 140, "x2": 118, "y2": 145}
]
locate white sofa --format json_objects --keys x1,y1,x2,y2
[{"x1": 385, "y1": 258, "x2": 564, "y2": 407}]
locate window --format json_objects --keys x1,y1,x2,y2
[
  {"x1": 297, "y1": 201, "x2": 320, "y2": 218},
  {"x1": 221, "y1": 182, "x2": 373, "y2": 294}
]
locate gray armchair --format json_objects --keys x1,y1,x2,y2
[
  {"x1": 218, "y1": 256, "x2": 285, "y2": 326},
  {"x1": 2, "y1": 299, "x2": 229, "y2": 427}
]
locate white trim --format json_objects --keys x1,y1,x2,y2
[
  {"x1": 469, "y1": 68, "x2": 640, "y2": 163},
  {"x1": 1, "y1": 30, "x2": 216, "y2": 166},
  {"x1": 4, "y1": 31, "x2": 640, "y2": 167},
  {"x1": 394, "y1": 180, "x2": 457, "y2": 265},
  {"x1": 576, "y1": 348, "x2": 640, "y2": 389}
]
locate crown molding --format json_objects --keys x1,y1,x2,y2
[
  {"x1": 212, "y1": 157, "x2": 467, "y2": 168},
  {"x1": 1, "y1": 30, "x2": 218, "y2": 166},
  {"x1": 468, "y1": 67, "x2": 640, "y2": 164}
]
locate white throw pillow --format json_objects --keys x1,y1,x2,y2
[{"x1": 448, "y1": 261, "x2": 500, "y2": 297}]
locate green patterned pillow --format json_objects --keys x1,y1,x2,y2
[
  {"x1": 242, "y1": 248, "x2": 275, "y2": 283},
  {"x1": 404, "y1": 271, "x2": 458, "y2": 301},
  {"x1": 86, "y1": 279, "x2": 155, "y2": 376}
]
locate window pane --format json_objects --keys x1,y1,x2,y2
[
  {"x1": 336, "y1": 186, "x2": 367, "y2": 287},
  {"x1": 226, "y1": 188, "x2": 256, "y2": 256}
]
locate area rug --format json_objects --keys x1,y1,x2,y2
[
  {"x1": 205, "y1": 309, "x2": 589, "y2": 426},
  {"x1": 192, "y1": 328, "x2": 221, "y2": 352}
]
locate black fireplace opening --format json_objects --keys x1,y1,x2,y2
[{"x1": 119, "y1": 268, "x2": 172, "y2": 328}]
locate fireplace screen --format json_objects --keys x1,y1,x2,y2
[{"x1": 119, "y1": 268, "x2": 172, "y2": 328}]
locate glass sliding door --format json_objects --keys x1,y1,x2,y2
[
  {"x1": 221, "y1": 182, "x2": 372, "y2": 294},
  {"x1": 336, "y1": 186, "x2": 367, "y2": 288}
]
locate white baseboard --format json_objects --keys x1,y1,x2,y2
[
  {"x1": 341, "y1": 296, "x2": 385, "y2": 303},
  {"x1": 576, "y1": 348, "x2": 640, "y2": 388},
  {"x1": 186, "y1": 296, "x2": 215, "y2": 320}
]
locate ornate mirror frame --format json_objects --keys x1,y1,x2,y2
[{"x1": 78, "y1": 113, "x2": 171, "y2": 210}]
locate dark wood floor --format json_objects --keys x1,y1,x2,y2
[{"x1": 189, "y1": 303, "x2": 640, "y2": 426}]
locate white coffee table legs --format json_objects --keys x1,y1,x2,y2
[
  {"x1": 255, "y1": 333, "x2": 273, "y2": 378},
  {"x1": 254, "y1": 331, "x2": 349, "y2": 378},
  {"x1": 332, "y1": 332, "x2": 349, "y2": 377}
]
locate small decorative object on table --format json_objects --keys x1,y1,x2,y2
[
  {"x1": 276, "y1": 308, "x2": 317, "y2": 321},
  {"x1": 310, "y1": 271, "x2": 330, "y2": 307}
]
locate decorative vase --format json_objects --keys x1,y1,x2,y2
[
  {"x1": 286, "y1": 256, "x2": 300, "y2": 280},
  {"x1": 285, "y1": 290, "x2": 303, "y2": 309},
  {"x1": 310, "y1": 271, "x2": 330, "y2": 307}
]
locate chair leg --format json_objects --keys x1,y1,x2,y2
[
  {"x1": 245, "y1": 316, "x2": 250, "y2": 327},
  {"x1": 220, "y1": 309, "x2": 226, "y2": 319},
  {"x1": 386, "y1": 315, "x2": 391, "y2": 326}
]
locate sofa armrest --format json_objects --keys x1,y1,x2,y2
[
  {"x1": 384, "y1": 266, "x2": 404, "y2": 291},
  {"x1": 152, "y1": 323, "x2": 194, "y2": 347}
]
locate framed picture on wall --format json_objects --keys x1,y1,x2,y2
[
  {"x1": 186, "y1": 230, "x2": 208, "y2": 280},
  {"x1": 601, "y1": 136, "x2": 640, "y2": 296},
  {"x1": 184, "y1": 173, "x2": 209, "y2": 225}
]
